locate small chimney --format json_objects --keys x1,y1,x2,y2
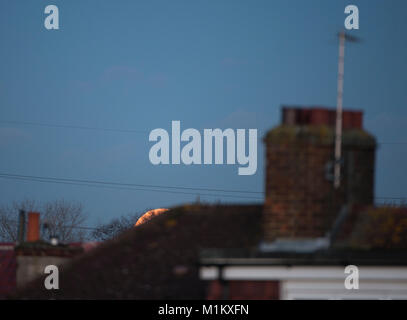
[
  {"x1": 26, "y1": 212, "x2": 40, "y2": 242},
  {"x1": 17, "y1": 210, "x2": 26, "y2": 244}
]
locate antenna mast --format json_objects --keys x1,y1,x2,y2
[
  {"x1": 334, "y1": 31, "x2": 360, "y2": 189},
  {"x1": 334, "y1": 31, "x2": 345, "y2": 189}
]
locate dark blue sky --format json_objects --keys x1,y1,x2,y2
[{"x1": 0, "y1": 0, "x2": 406, "y2": 225}]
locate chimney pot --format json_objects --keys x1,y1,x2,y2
[
  {"x1": 281, "y1": 106, "x2": 363, "y2": 129},
  {"x1": 26, "y1": 212, "x2": 40, "y2": 242}
]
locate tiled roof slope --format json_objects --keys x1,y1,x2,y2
[
  {"x1": 334, "y1": 206, "x2": 407, "y2": 249},
  {"x1": 14, "y1": 204, "x2": 263, "y2": 299},
  {"x1": 0, "y1": 243, "x2": 16, "y2": 299}
]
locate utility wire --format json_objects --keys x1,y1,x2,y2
[
  {"x1": 1, "y1": 119, "x2": 407, "y2": 145},
  {"x1": 0, "y1": 172, "x2": 406, "y2": 201},
  {"x1": 0, "y1": 173, "x2": 264, "y2": 200},
  {"x1": 3, "y1": 218, "x2": 99, "y2": 231},
  {"x1": 0, "y1": 120, "x2": 148, "y2": 134},
  {"x1": 0, "y1": 172, "x2": 263, "y2": 195}
]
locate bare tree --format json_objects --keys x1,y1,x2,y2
[
  {"x1": 42, "y1": 200, "x2": 87, "y2": 242},
  {"x1": 91, "y1": 212, "x2": 140, "y2": 241},
  {"x1": 0, "y1": 199, "x2": 87, "y2": 243}
]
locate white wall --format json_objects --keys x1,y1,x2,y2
[{"x1": 200, "y1": 265, "x2": 407, "y2": 300}]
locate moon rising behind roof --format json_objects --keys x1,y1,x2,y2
[{"x1": 135, "y1": 208, "x2": 169, "y2": 227}]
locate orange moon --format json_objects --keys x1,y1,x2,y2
[{"x1": 135, "y1": 208, "x2": 169, "y2": 226}]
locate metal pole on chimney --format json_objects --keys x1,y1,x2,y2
[{"x1": 334, "y1": 31, "x2": 345, "y2": 189}]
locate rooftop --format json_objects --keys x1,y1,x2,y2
[{"x1": 13, "y1": 204, "x2": 407, "y2": 299}]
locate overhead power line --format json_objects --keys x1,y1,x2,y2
[
  {"x1": 0, "y1": 172, "x2": 264, "y2": 201},
  {"x1": 1, "y1": 119, "x2": 407, "y2": 145},
  {"x1": 3, "y1": 218, "x2": 99, "y2": 231},
  {"x1": 0, "y1": 120, "x2": 148, "y2": 134},
  {"x1": 0, "y1": 172, "x2": 263, "y2": 195},
  {"x1": 0, "y1": 172, "x2": 406, "y2": 202}
]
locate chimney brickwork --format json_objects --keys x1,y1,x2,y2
[{"x1": 263, "y1": 107, "x2": 376, "y2": 242}]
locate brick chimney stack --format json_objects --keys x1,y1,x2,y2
[
  {"x1": 263, "y1": 106, "x2": 376, "y2": 242},
  {"x1": 26, "y1": 212, "x2": 40, "y2": 242}
]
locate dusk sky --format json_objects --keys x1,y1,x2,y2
[{"x1": 0, "y1": 0, "x2": 406, "y2": 226}]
